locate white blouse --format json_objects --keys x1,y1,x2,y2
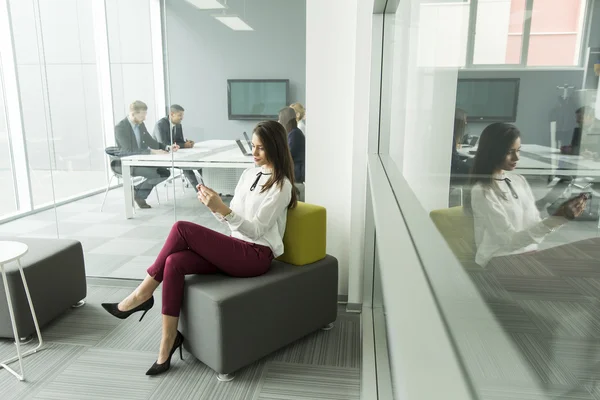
[
  {"x1": 471, "y1": 172, "x2": 562, "y2": 266},
  {"x1": 214, "y1": 166, "x2": 292, "y2": 257}
]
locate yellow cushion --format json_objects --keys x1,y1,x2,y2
[
  {"x1": 277, "y1": 202, "x2": 327, "y2": 266},
  {"x1": 429, "y1": 206, "x2": 478, "y2": 267}
]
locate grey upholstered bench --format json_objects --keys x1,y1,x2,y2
[
  {"x1": 179, "y1": 255, "x2": 338, "y2": 381},
  {"x1": 0, "y1": 237, "x2": 87, "y2": 339}
]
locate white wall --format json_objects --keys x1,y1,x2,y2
[
  {"x1": 164, "y1": 0, "x2": 306, "y2": 141},
  {"x1": 306, "y1": 0, "x2": 359, "y2": 296}
]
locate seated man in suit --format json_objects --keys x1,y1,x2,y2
[
  {"x1": 153, "y1": 104, "x2": 201, "y2": 191},
  {"x1": 115, "y1": 100, "x2": 172, "y2": 209}
]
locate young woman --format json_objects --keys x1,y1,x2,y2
[
  {"x1": 101, "y1": 121, "x2": 297, "y2": 376},
  {"x1": 467, "y1": 122, "x2": 588, "y2": 267}
]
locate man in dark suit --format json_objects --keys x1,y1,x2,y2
[
  {"x1": 115, "y1": 100, "x2": 172, "y2": 209},
  {"x1": 153, "y1": 104, "x2": 201, "y2": 191}
]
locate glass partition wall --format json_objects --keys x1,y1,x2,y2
[
  {"x1": 0, "y1": 0, "x2": 307, "y2": 281},
  {"x1": 369, "y1": 0, "x2": 600, "y2": 399},
  {"x1": 0, "y1": 0, "x2": 174, "y2": 276}
]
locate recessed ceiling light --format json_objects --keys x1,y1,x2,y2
[
  {"x1": 213, "y1": 15, "x2": 253, "y2": 31},
  {"x1": 185, "y1": 0, "x2": 226, "y2": 10}
]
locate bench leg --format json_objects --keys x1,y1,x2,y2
[
  {"x1": 0, "y1": 259, "x2": 44, "y2": 381},
  {"x1": 71, "y1": 300, "x2": 86, "y2": 308},
  {"x1": 217, "y1": 373, "x2": 235, "y2": 382},
  {"x1": 14, "y1": 335, "x2": 34, "y2": 345},
  {"x1": 322, "y1": 322, "x2": 335, "y2": 331}
]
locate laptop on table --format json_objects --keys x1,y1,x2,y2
[
  {"x1": 243, "y1": 131, "x2": 252, "y2": 149},
  {"x1": 236, "y1": 139, "x2": 252, "y2": 156}
]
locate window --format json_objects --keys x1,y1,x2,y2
[
  {"x1": 527, "y1": 0, "x2": 587, "y2": 66},
  {"x1": 472, "y1": 0, "x2": 526, "y2": 65},
  {"x1": 469, "y1": 0, "x2": 589, "y2": 67}
]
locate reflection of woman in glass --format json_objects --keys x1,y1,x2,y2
[
  {"x1": 467, "y1": 123, "x2": 587, "y2": 267},
  {"x1": 101, "y1": 121, "x2": 297, "y2": 376}
]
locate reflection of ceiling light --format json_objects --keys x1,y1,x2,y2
[
  {"x1": 185, "y1": 0, "x2": 226, "y2": 10},
  {"x1": 213, "y1": 15, "x2": 253, "y2": 31}
]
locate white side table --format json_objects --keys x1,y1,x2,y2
[{"x1": 0, "y1": 241, "x2": 44, "y2": 381}]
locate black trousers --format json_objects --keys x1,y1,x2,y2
[{"x1": 132, "y1": 167, "x2": 170, "y2": 200}]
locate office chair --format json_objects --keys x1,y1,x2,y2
[{"x1": 101, "y1": 147, "x2": 160, "y2": 212}]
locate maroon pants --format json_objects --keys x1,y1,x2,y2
[{"x1": 146, "y1": 221, "x2": 273, "y2": 317}]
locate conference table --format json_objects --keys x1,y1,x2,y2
[
  {"x1": 121, "y1": 140, "x2": 254, "y2": 219},
  {"x1": 457, "y1": 144, "x2": 600, "y2": 177}
]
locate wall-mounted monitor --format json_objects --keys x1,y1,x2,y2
[
  {"x1": 456, "y1": 78, "x2": 520, "y2": 122},
  {"x1": 227, "y1": 79, "x2": 289, "y2": 120}
]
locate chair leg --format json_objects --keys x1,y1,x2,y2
[
  {"x1": 100, "y1": 175, "x2": 115, "y2": 212},
  {"x1": 156, "y1": 188, "x2": 160, "y2": 205}
]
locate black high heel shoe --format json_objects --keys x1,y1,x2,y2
[
  {"x1": 101, "y1": 296, "x2": 154, "y2": 322},
  {"x1": 146, "y1": 331, "x2": 185, "y2": 376}
]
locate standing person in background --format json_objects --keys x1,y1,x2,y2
[
  {"x1": 115, "y1": 100, "x2": 171, "y2": 209},
  {"x1": 279, "y1": 107, "x2": 305, "y2": 201},
  {"x1": 290, "y1": 103, "x2": 306, "y2": 135},
  {"x1": 153, "y1": 104, "x2": 202, "y2": 191}
]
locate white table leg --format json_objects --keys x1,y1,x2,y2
[
  {"x1": 123, "y1": 162, "x2": 134, "y2": 219},
  {"x1": 0, "y1": 259, "x2": 44, "y2": 381}
]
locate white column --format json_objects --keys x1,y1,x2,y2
[
  {"x1": 347, "y1": 0, "x2": 374, "y2": 305},
  {"x1": 306, "y1": 0, "x2": 358, "y2": 296},
  {"x1": 0, "y1": 0, "x2": 32, "y2": 212}
]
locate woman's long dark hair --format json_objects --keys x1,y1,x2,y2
[
  {"x1": 253, "y1": 120, "x2": 298, "y2": 209},
  {"x1": 465, "y1": 122, "x2": 521, "y2": 211},
  {"x1": 278, "y1": 107, "x2": 297, "y2": 133}
]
